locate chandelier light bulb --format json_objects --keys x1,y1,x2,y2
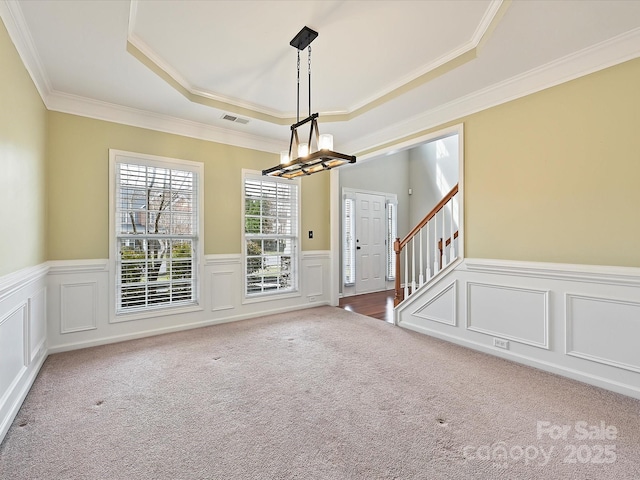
[
  {"x1": 319, "y1": 134, "x2": 333, "y2": 150},
  {"x1": 280, "y1": 151, "x2": 290, "y2": 164},
  {"x1": 298, "y1": 142, "x2": 309, "y2": 158}
]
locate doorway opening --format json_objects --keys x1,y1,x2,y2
[{"x1": 334, "y1": 124, "x2": 463, "y2": 305}]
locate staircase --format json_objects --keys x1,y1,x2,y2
[{"x1": 393, "y1": 184, "x2": 459, "y2": 307}]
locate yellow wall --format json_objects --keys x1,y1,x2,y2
[
  {"x1": 359, "y1": 58, "x2": 640, "y2": 268},
  {"x1": 300, "y1": 170, "x2": 330, "y2": 251},
  {"x1": 463, "y1": 58, "x2": 640, "y2": 267},
  {"x1": 46, "y1": 112, "x2": 330, "y2": 259},
  {"x1": 0, "y1": 19, "x2": 47, "y2": 276}
]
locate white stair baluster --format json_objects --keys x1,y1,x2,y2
[
  {"x1": 419, "y1": 229, "x2": 424, "y2": 287},
  {"x1": 434, "y1": 212, "x2": 440, "y2": 274},
  {"x1": 404, "y1": 247, "x2": 409, "y2": 300},
  {"x1": 426, "y1": 221, "x2": 431, "y2": 280},
  {"x1": 411, "y1": 237, "x2": 416, "y2": 295},
  {"x1": 442, "y1": 203, "x2": 447, "y2": 266}
]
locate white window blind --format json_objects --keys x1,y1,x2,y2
[
  {"x1": 115, "y1": 161, "x2": 199, "y2": 313},
  {"x1": 244, "y1": 174, "x2": 299, "y2": 296}
]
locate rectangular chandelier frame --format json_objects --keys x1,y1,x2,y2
[{"x1": 262, "y1": 113, "x2": 356, "y2": 179}]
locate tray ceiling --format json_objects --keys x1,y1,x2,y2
[{"x1": 3, "y1": 0, "x2": 640, "y2": 154}]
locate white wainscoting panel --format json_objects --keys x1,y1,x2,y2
[
  {"x1": 0, "y1": 305, "x2": 28, "y2": 401},
  {"x1": 28, "y1": 288, "x2": 46, "y2": 363},
  {"x1": 466, "y1": 282, "x2": 549, "y2": 349},
  {"x1": 397, "y1": 259, "x2": 640, "y2": 399},
  {"x1": 566, "y1": 294, "x2": 640, "y2": 373},
  {"x1": 60, "y1": 282, "x2": 98, "y2": 334},
  {"x1": 0, "y1": 263, "x2": 48, "y2": 445},
  {"x1": 47, "y1": 260, "x2": 109, "y2": 351},
  {"x1": 305, "y1": 264, "x2": 324, "y2": 298},
  {"x1": 211, "y1": 270, "x2": 236, "y2": 312},
  {"x1": 46, "y1": 252, "x2": 331, "y2": 353},
  {"x1": 412, "y1": 280, "x2": 457, "y2": 326},
  {"x1": 302, "y1": 251, "x2": 330, "y2": 303}
]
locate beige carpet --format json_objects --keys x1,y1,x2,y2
[{"x1": 1, "y1": 306, "x2": 639, "y2": 479}]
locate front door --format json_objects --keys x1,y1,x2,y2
[{"x1": 355, "y1": 192, "x2": 386, "y2": 294}]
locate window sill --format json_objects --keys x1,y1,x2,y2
[
  {"x1": 110, "y1": 303, "x2": 204, "y2": 324},
  {"x1": 242, "y1": 290, "x2": 301, "y2": 305}
]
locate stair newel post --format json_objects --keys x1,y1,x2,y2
[
  {"x1": 393, "y1": 238, "x2": 402, "y2": 306},
  {"x1": 418, "y1": 229, "x2": 424, "y2": 287}
]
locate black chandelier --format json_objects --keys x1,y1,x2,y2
[{"x1": 262, "y1": 26, "x2": 356, "y2": 179}]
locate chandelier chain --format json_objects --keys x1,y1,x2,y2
[{"x1": 296, "y1": 49, "x2": 300, "y2": 123}]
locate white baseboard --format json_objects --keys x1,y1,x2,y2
[
  {"x1": 47, "y1": 301, "x2": 329, "y2": 354},
  {"x1": 400, "y1": 320, "x2": 640, "y2": 400}
]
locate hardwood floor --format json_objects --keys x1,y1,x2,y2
[{"x1": 338, "y1": 290, "x2": 395, "y2": 323}]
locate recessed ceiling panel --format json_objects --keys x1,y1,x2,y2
[{"x1": 131, "y1": 0, "x2": 494, "y2": 115}]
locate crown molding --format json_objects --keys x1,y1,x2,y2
[
  {"x1": 128, "y1": 33, "x2": 293, "y2": 121},
  {"x1": 345, "y1": 0, "x2": 508, "y2": 115},
  {"x1": 0, "y1": 0, "x2": 52, "y2": 100},
  {"x1": 127, "y1": 0, "x2": 295, "y2": 124},
  {"x1": 347, "y1": 26, "x2": 640, "y2": 156},
  {"x1": 46, "y1": 90, "x2": 285, "y2": 153}
]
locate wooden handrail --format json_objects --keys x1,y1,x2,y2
[
  {"x1": 398, "y1": 184, "x2": 458, "y2": 250},
  {"x1": 393, "y1": 183, "x2": 459, "y2": 307},
  {"x1": 437, "y1": 231, "x2": 459, "y2": 251},
  {"x1": 438, "y1": 231, "x2": 459, "y2": 270}
]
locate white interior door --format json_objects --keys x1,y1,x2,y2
[{"x1": 355, "y1": 192, "x2": 386, "y2": 294}]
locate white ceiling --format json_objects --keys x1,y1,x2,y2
[{"x1": 2, "y1": 0, "x2": 640, "y2": 155}]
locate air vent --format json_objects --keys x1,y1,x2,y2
[{"x1": 221, "y1": 114, "x2": 250, "y2": 125}]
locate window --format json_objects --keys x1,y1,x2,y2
[
  {"x1": 386, "y1": 201, "x2": 397, "y2": 280},
  {"x1": 343, "y1": 197, "x2": 355, "y2": 285},
  {"x1": 243, "y1": 171, "x2": 299, "y2": 297},
  {"x1": 110, "y1": 151, "x2": 202, "y2": 316}
]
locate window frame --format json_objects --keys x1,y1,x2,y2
[
  {"x1": 386, "y1": 198, "x2": 398, "y2": 281},
  {"x1": 241, "y1": 169, "x2": 301, "y2": 302},
  {"x1": 343, "y1": 193, "x2": 356, "y2": 286},
  {"x1": 108, "y1": 149, "x2": 204, "y2": 323}
]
